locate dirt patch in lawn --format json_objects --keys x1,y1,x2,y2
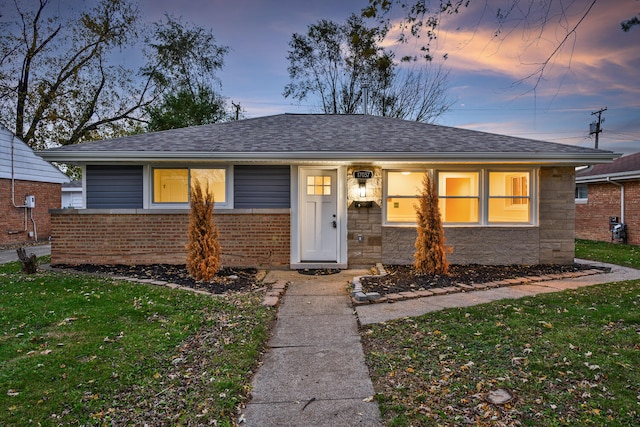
[
  {"x1": 360, "y1": 263, "x2": 610, "y2": 295},
  {"x1": 53, "y1": 264, "x2": 259, "y2": 294}
]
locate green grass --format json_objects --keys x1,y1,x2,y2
[
  {"x1": 363, "y1": 240, "x2": 640, "y2": 426},
  {"x1": 362, "y1": 280, "x2": 640, "y2": 426},
  {"x1": 576, "y1": 239, "x2": 640, "y2": 269},
  {"x1": 0, "y1": 260, "x2": 275, "y2": 426}
]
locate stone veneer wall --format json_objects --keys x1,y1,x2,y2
[
  {"x1": 347, "y1": 165, "x2": 383, "y2": 267},
  {"x1": 50, "y1": 209, "x2": 290, "y2": 267},
  {"x1": 538, "y1": 167, "x2": 575, "y2": 264},
  {"x1": 381, "y1": 166, "x2": 577, "y2": 266}
]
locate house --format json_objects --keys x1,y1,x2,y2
[
  {"x1": 0, "y1": 123, "x2": 69, "y2": 246},
  {"x1": 62, "y1": 180, "x2": 84, "y2": 209},
  {"x1": 575, "y1": 151, "x2": 640, "y2": 245},
  {"x1": 37, "y1": 114, "x2": 618, "y2": 268}
]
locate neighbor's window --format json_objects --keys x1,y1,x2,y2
[
  {"x1": 437, "y1": 171, "x2": 479, "y2": 223},
  {"x1": 488, "y1": 171, "x2": 530, "y2": 223},
  {"x1": 386, "y1": 171, "x2": 424, "y2": 223},
  {"x1": 575, "y1": 184, "x2": 588, "y2": 202},
  {"x1": 153, "y1": 168, "x2": 226, "y2": 204}
]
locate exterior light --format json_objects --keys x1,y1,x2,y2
[{"x1": 359, "y1": 181, "x2": 366, "y2": 197}]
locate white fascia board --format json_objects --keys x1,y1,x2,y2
[
  {"x1": 576, "y1": 170, "x2": 640, "y2": 183},
  {"x1": 37, "y1": 150, "x2": 619, "y2": 165}
]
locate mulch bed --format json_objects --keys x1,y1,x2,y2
[
  {"x1": 360, "y1": 263, "x2": 610, "y2": 295},
  {"x1": 52, "y1": 264, "x2": 259, "y2": 294}
]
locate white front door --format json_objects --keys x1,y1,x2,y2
[{"x1": 300, "y1": 168, "x2": 338, "y2": 262}]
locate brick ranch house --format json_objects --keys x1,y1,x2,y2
[
  {"x1": 575, "y1": 151, "x2": 640, "y2": 245},
  {"x1": 1, "y1": 123, "x2": 69, "y2": 246},
  {"x1": 37, "y1": 114, "x2": 618, "y2": 269}
]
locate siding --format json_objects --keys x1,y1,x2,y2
[
  {"x1": 0, "y1": 126, "x2": 69, "y2": 184},
  {"x1": 86, "y1": 165, "x2": 143, "y2": 209},
  {"x1": 234, "y1": 165, "x2": 290, "y2": 208}
]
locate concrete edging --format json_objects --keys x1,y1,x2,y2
[{"x1": 351, "y1": 265, "x2": 606, "y2": 305}]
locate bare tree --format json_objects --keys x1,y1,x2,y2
[
  {"x1": 0, "y1": 0, "x2": 229, "y2": 149},
  {"x1": 373, "y1": 62, "x2": 453, "y2": 123},
  {"x1": 284, "y1": 14, "x2": 452, "y2": 123}
]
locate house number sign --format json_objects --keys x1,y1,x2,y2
[{"x1": 353, "y1": 170, "x2": 373, "y2": 179}]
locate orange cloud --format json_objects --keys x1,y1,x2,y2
[{"x1": 381, "y1": 0, "x2": 640, "y2": 97}]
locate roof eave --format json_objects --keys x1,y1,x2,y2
[
  {"x1": 37, "y1": 151, "x2": 620, "y2": 165},
  {"x1": 576, "y1": 170, "x2": 640, "y2": 183}
]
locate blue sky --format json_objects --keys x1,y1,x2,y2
[
  {"x1": 140, "y1": 0, "x2": 635, "y2": 155},
  {"x1": 24, "y1": 0, "x2": 640, "y2": 154}
]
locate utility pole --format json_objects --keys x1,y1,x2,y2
[
  {"x1": 231, "y1": 102, "x2": 242, "y2": 121},
  {"x1": 589, "y1": 107, "x2": 607, "y2": 149}
]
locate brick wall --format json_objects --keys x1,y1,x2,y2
[
  {"x1": 575, "y1": 180, "x2": 640, "y2": 245},
  {"x1": 0, "y1": 178, "x2": 61, "y2": 246},
  {"x1": 50, "y1": 209, "x2": 290, "y2": 267}
]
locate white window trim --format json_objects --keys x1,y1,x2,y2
[
  {"x1": 147, "y1": 165, "x2": 233, "y2": 209},
  {"x1": 575, "y1": 184, "x2": 588, "y2": 204},
  {"x1": 382, "y1": 167, "x2": 539, "y2": 227}
]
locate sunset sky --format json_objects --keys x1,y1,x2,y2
[
  {"x1": 9, "y1": 0, "x2": 640, "y2": 154},
  {"x1": 135, "y1": 0, "x2": 637, "y2": 154}
]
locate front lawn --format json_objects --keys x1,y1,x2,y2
[
  {"x1": 0, "y1": 260, "x2": 275, "y2": 426},
  {"x1": 362, "y1": 280, "x2": 640, "y2": 426},
  {"x1": 576, "y1": 239, "x2": 640, "y2": 269},
  {"x1": 363, "y1": 240, "x2": 640, "y2": 426}
]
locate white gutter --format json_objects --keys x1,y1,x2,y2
[
  {"x1": 37, "y1": 150, "x2": 621, "y2": 165},
  {"x1": 576, "y1": 169, "x2": 640, "y2": 183},
  {"x1": 607, "y1": 177, "x2": 625, "y2": 224}
]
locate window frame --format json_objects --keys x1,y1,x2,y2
[
  {"x1": 487, "y1": 170, "x2": 532, "y2": 224},
  {"x1": 149, "y1": 165, "x2": 232, "y2": 209},
  {"x1": 437, "y1": 170, "x2": 481, "y2": 224},
  {"x1": 575, "y1": 184, "x2": 588, "y2": 204},
  {"x1": 383, "y1": 170, "x2": 427, "y2": 225},
  {"x1": 383, "y1": 168, "x2": 538, "y2": 226}
]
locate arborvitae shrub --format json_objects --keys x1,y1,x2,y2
[
  {"x1": 414, "y1": 172, "x2": 451, "y2": 275},
  {"x1": 186, "y1": 179, "x2": 221, "y2": 281}
]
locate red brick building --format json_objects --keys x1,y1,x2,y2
[
  {"x1": 0, "y1": 124, "x2": 69, "y2": 246},
  {"x1": 575, "y1": 152, "x2": 640, "y2": 245}
]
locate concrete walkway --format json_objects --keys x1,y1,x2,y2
[
  {"x1": 355, "y1": 259, "x2": 640, "y2": 325},
  {"x1": 239, "y1": 269, "x2": 382, "y2": 427},
  {"x1": 0, "y1": 244, "x2": 51, "y2": 264},
  {"x1": 240, "y1": 260, "x2": 640, "y2": 427}
]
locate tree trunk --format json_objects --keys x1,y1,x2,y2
[{"x1": 16, "y1": 247, "x2": 38, "y2": 274}]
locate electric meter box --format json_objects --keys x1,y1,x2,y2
[{"x1": 25, "y1": 195, "x2": 35, "y2": 208}]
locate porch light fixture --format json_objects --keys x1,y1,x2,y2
[{"x1": 359, "y1": 180, "x2": 366, "y2": 197}]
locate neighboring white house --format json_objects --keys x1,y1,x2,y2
[
  {"x1": 62, "y1": 180, "x2": 84, "y2": 209},
  {"x1": 0, "y1": 123, "x2": 69, "y2": 245}
]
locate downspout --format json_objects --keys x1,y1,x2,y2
[{"x1": 606, "y1": 177, "x2": 624, "y2": 224}]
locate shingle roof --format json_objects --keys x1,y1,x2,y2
[
  {"x1": 577, "y1": 151, "x2": 640, "y2": 177},
  {"x1": 38, "y1": 114, "x2": 617, "y2": 164}
]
